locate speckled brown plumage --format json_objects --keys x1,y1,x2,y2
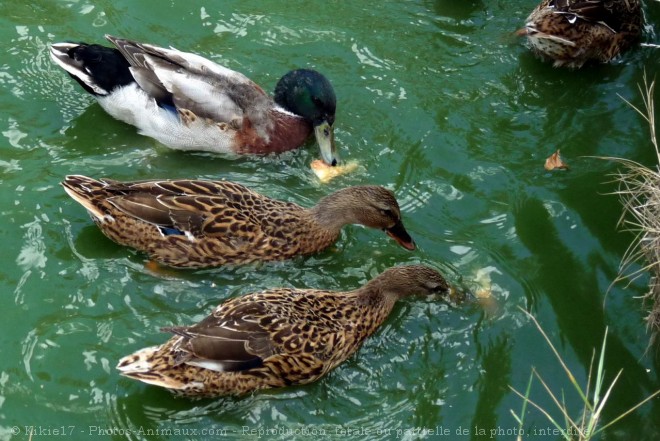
[
  {"x1": 61, "y1": 175, "x2": 415, "y2": 268},
  {"x1": 518, "y1": 0, "x2": 642, "y2": 68},
  {"x1": 116, "y1": 265, "x2": 449, "y2": 396}
]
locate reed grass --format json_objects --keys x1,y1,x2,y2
[
  {"x1": 608, "y1": 72, "x2": 660, "y2": 348},
  {"x1": 510, "y1": 309, "x2": 660, "y2": 441}
]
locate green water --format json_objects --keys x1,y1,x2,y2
[{"x1": 1, "y1": 0, "x2": 660, "y2": 439}]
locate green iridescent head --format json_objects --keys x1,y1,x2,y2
[{"x1": 274, "y1": 69, "x2": 337, "y2": 166}]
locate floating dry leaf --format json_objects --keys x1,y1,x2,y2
[
  {"x1": 544, "y1": 149, "x2": 569, "y2": 171},
  {"x1": 311, "y1": 160, "x2": 359, "y2": 183}
]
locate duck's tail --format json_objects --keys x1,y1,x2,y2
[
  {"x1": 50, "y1": 41, "x2": 134, "y2": 96},
  {"x1": 117, "y1": 344, "x2": 192, "y2": 391},
  {"x1": 61, "y1": 175, "x2": 112, "y2": 221}
]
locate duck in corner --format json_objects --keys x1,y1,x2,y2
[
  {"x1": 517, "y1": 0, "x2": 642, "y2": 69},
  {"x1": 49, "y1": 35, "x2": 338, "y2": 165}
]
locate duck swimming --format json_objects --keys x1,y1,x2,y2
[
  {"x1": 117, "y1": 265, "x2": 449, "y2": 396},
  {"x1": 61, "y1": 175, "x2": 416, "y2": 268},
  {"x1": 517, "y1": 0, "x2": 642, "y2": 68},
  {"x1": 50, "y1": 35, "x2": 338, "y2": 165}
]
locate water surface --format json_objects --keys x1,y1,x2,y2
[{"x1": 1, "y1": 1, "x2": 660, "y2": 440}]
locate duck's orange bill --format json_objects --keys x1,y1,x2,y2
[{"x1": 386, "y1": 221, "x2": 416, "y2": 251}]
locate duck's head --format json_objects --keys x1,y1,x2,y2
[
  {"x1": 274, "y1": 69, "x2": 337, "y2": 166},
  {"x1": 372, "y1": 265, "x2": 450, "y2": 299},
  {"x1": 315, "y1": 186, "x2": 416, "y2": 251}
]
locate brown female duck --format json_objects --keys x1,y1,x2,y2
[
  {"x1": 517, "y1": 0, "x2": 642, "y2": 68},
  {"x1": 117, "y1": 264, "x2": 449, "y2": 396},
  {"x1": 61, "y1": 176, "x2": 415, "y2": 268}
]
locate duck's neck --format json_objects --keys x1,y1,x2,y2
[
  {"x1": 348, "y1": 280, "x2": 400, "y2": 339},
  {"x1": 237, "y1": 109, "x2": 312, "y2": 155},
  {"x1": 355, "y1": 277, "x2": 401, "y2": 307},
  {"x1": 309, "y1": 189, "x2": 360, "y2": 232},
  {"x1": 262, "y1": 109, "x2": 314, "y2": 154}
]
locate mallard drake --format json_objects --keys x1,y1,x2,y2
[
  {"x1": 517, "y1": 0, "x2": 642, "y2": 68},
  {"x1": 61, "y1": 175, "x2": 415, "y2": 268},
  {"x1": 50, "y1": 35, "x2": 338, "y2": 165},
  {"x1": 117, "y1": 264, "x2": 449, "y2": 396}
]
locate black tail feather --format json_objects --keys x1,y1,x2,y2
[{"x1": 50, "y1": 42, "x2": 134, "y2": 96}]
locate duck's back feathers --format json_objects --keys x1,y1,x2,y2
[
  {"x1": 548, "y1": 0, "x2": 633, "y2": 31},
  {"x1": 117, "y1": 288, "x2": 354, "y2": 395},
  {"x1": 104, "y1": 36, "x2": 274, "y2": 137},
  {"x1": 519, "y1": 0, "x2": 642, "y2": 68},
  {"x1": 61, "y1": 175, "x2": 329, "y2": 268},
  {"x1": 117, "y1": 265, "x2": 450, "y2": 396}
]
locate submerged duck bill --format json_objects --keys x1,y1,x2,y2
[
  {"x1": 314, "y1": 121, "x2": 337, "y2": 167},
  {"x1": 386, "y1": 221, "x2": 416, "y2": 251}
]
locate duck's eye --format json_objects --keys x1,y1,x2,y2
[{"x1": 380, "y1": 209, "x2": 393, "y2": 218}]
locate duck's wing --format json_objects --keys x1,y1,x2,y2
[
  {"x1": 162, "y1": 289, "x2": 332, "y2": 372},
  {"x1": 555, "y1": 0, "x2": 639, "y2": 31},
  {"x1": 105, "y1": 35, "x2": 273, "y2": 134},
  {"x1": 102, "y1": 183, "x2": 287, "y2": 243},
  {"x1": 162, "y1": 301, "x2": 275, "y2": 372},
  {"x1": 62, "y1": 177, "x2": 273, "y2": 231},
  {"x1": 111, "y1": 178, "x2": 258, "y2": 198}
]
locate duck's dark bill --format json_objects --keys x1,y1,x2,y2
[{"x1": 386, "y1": 221, "x2": 416, "y2": 251}]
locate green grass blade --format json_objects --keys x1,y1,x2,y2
[
  {"x1": 509, "y1": 386, "x2": 573, "y2": 440},
  {"x1": 592, "y1": 327, "x2": 609, "y2": 412},
  {"x1": 520, "y1": 308, "x2": 591, "y2": 404}
]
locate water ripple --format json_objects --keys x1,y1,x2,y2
[
  {"x1": 2, "y1": 1, "x2": 656, "y2": 439},
  {"x1": 16, "y1": 217, "x2": 47, "y2": 272},
  {"x1": 351, "y1": 43, "x2": 396, "y2": 70},
  {"x1": 210, "y1": 12, "x2": 266, "y2": 38},
  {"x1": 21, "y1": 330, "x2": 37, "y2": 382},
  {"x1": 397, "y1": 179, "x2": 464, "y2": 214},
  {"x1": 2, "y1": 119, "x2": 27, "y2": 149}
]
